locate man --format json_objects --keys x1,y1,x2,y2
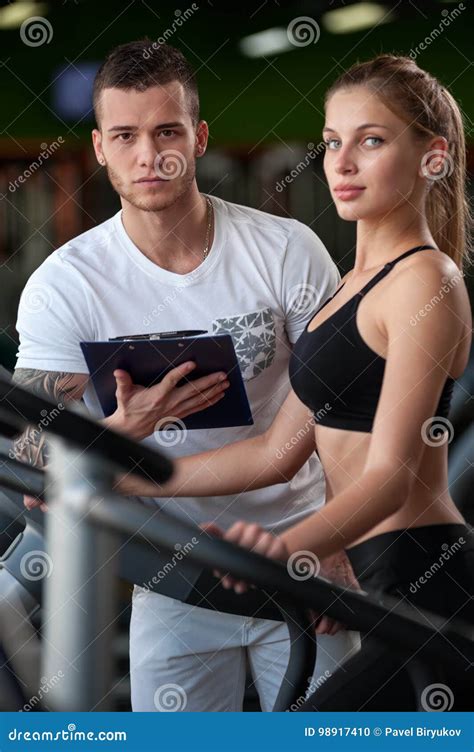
[{"x1": 14, "y1": 39, "x2": 359, "y2": 712}]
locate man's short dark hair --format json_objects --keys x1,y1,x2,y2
[{"x1": 93, "y1": 39, "x2": 200, "y2": 126}]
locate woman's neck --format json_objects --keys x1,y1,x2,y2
[{"x1": 354, "y1": 210, "x2": 435, "y2": 273}]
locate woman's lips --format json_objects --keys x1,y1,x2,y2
[{"x1": 333, "y1": 186, "x2": 366, "y2": 201}]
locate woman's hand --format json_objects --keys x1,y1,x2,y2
[
  {"x1": 201, "y1": 521, "x2": 352, "y2": 635},
  {"x1": 204, "y1": 521, "x2": 289, "y2": 593}
]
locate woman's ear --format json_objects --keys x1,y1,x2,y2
[{"x1": 419, "y1": 135, "x2": 451, "y2": 181}]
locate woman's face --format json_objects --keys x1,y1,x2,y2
[{"x1": 323, "y1": 86, "x2": 426, "y2": 222}]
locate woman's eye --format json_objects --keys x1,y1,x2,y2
[
  {"x1": 364, "y1": 136, "x2": 384, "y2": 148},
  {"x1": 324, "y1": 138, "x2": 341, "y2": 150}
]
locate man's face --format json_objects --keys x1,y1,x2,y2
[{"x1": 92, "y1": 82, "x2": 206, "y2": 212}]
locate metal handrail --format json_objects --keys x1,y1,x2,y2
[
  {"x1": 0, "y1": 448, "x2": 473, "y2": 672},
  {"x1": 0, "y1": 375, "x2": 472, "y2": 711},
  {"x1": 0, "y1": 376, "x2": 173, "y2": 485},
  {"x1": 89, "y1": 493, "x2": 474, "y2": 673}
]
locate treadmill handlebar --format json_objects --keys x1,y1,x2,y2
[
  {"x1": 0, "y1": 374, "x2": 173, "y2": 485},
  {"x1": 89, "y1": 494, "x2": 474, "y2": 672},
  {"x1": 0, "y1": 377, "x2": 472, "y2": 673}
]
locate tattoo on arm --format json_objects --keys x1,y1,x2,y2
[
  {"x1": 10, "y1": 369, "x2": 87, "y2": 468},
  {"x1": 12, "y1": 369, "x2": 86, "y2": 402}
]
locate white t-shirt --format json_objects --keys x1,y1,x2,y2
[{"x1": 15, "y1": 195, "x2": 340, "y2": 533}]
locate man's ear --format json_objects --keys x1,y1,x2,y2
[
  {"x1": 92, "y1": 128, "x2": 105, "y2": 166},
  {"x1": 195, "y1": 120, "x2": 209, "y2": 157}
]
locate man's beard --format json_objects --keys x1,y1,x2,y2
[{"x1": 105, "y1": 161, "x2": 196, "y2": 212}]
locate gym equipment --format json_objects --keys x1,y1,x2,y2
[{"x1": 0, "y1": 374, "x2": 472, "y2": 712}]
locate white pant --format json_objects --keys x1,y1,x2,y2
[{"x1": 129, "y1": 586, "x2": 361, "y2": 712}]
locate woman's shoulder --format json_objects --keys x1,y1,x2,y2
[
  {"x1": 387, "y1": 247, "x2": 467, "y2": 308},
  {"x1": 382, "y1": 248, "x2": 471, "y2": 375}
]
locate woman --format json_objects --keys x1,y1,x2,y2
[{"x1": 120, "y1": 55, "x2": 473, "y2": 709}]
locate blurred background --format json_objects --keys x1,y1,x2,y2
[
  {"x1": 0, "y1": 0, "x2": 473, "y2": 369},
  {"x1": 0, "y1": 0, "x2": 472, "y2": 711}
]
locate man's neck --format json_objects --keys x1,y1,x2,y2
[{"x1": 121, "y1": 185, "x2": 213, "y2": 274}]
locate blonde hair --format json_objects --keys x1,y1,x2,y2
[{"x1": 326, "y1": 55, "x2": 472, "y2": 271}]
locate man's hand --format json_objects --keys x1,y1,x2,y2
[
  {"x1": 310, "y1": 551, "x2": 361, "y2": 635},
  {"x1": 104, "y1": 361, "x2": 230, "y2": 441},
  {"x1": 24, "y1": 495, "x2": 48, "y2": 513}
]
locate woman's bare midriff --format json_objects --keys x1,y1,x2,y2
[{"x1": 315, "y1": 423, "x2": 466, "y2": 549}]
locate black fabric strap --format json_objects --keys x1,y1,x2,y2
[{"x1": 359, "y1": 245, "x2": 436, "y2": 297}]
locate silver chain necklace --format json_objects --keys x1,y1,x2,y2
[{"x1": 202, "y1": 196, "x2": 213, "y2": 261}]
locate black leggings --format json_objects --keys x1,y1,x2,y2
[{"x1": 298, "y1": 523, "x2": 474, "y2": 711}]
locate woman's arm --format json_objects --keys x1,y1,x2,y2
[
  {"x1": 280, "y1": 258, "x2": 470, "y2": 558},
  {"x1": 115, "y1": 388, "x2": 317, "y2": 497}
]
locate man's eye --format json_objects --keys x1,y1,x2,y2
[
  {"x1": 116, "y1": 133, "x2": 133, "y2": 142},
  {"x1": 324, "y1": 138, "x2": 341, "y2": 150},
  {"x1": 160, "y1": 130, "x2": 176, "y2": 138}
]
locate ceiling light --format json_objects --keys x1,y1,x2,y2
[
  {"x1": 239, "y1": 28, "x2": 292, "y2": 58},
  {"x1": 322, "y1": 2, "x2": 393, "y2": 35}
]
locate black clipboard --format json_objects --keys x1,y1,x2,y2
[{"x1": 80, "y1": 334, "x2": 253, "y2": 430}]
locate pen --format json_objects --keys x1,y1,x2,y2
[{"x1": 108, "y1": 330, "x2": 208, "y2": 341}]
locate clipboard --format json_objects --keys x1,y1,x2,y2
[{"x1": 80, "y1": 334, "x2": 253, "y2": 430}]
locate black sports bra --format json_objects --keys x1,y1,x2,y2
[{"x1": 289, "y1": 245, "x2": 455, "y2": 433}]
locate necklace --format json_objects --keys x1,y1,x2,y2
[{"x1": 202, "y1": 196, "x2": 213, "y2": 260}]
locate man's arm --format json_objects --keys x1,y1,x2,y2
[
  {"x1": 11, "y1": 368, "x2": 89, "y2": 467},
  {"x1": 11, "y1": 361, "x2": 232, "y2": 470}
]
